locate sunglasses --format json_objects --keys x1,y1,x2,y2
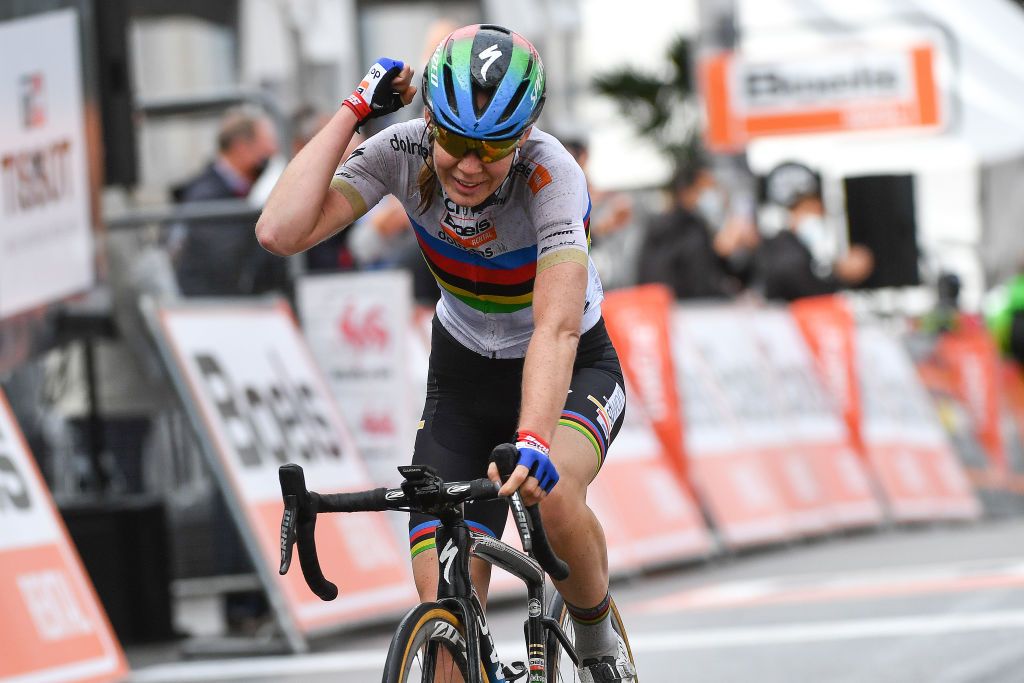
[{"x1": 432, "y1": 124, "x2": 520, "y2": 163}]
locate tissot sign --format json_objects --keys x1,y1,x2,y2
[
  {"x1": 701, "y1": 43, "x2": 941, "y2": 150},
  {"x1": 0, "y1": 9, "x2": 95, "y2": 319}
]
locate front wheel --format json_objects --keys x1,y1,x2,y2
[
  {"x1": 382, "y1": 602, "x2": 479, "y2": 682},
  {"x1": 544, "y1": 592, "x2": 637, "y2": 682}
]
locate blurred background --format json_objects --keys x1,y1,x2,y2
[{"x1": 3, "y1": 1, "x2": 1024, "y2": 681}]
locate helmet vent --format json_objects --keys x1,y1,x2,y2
[
  {"x1": 496, "y1": 80, "x2": 530, "y2": 125},
  {"x1": 443, "y1": 65, "x2": 459, "y2": 117}
]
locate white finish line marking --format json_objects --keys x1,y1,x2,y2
[{"x1": 129, "y1": 610, "x2": 1024, "y2": 682}]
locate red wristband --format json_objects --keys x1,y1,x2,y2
[
  {"x1": 515, "y1": 430, "x2": 550, "y2": 455},
  {"x1": 341, "y1": 93, "x2": 371, "y2": 123}
]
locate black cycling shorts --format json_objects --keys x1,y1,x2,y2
[{"x1": 408, "y1": 315, "x2": 626, "y2": 559}]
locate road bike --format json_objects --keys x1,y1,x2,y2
[{"x1": 278, "y1": 443, "x2": 636, "y2": 682}]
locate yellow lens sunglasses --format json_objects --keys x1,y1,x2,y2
[{"x1": 432, "y1": 124, "x2": 520, "y2": 163}]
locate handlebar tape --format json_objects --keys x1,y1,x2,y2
[
  {"x1": 279, "y1": 465, "x2": 338, "y2": 601},
  {"x1": 318, "y1": 488, "x2": 390, "y2": 512}
]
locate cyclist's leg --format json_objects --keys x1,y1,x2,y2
[
  {"x1": 541, "y1": 424, "x2": 610, "y2": 608},
  {"x1": 541, "y1": 353, "x2": 626, "y2": 612},
  {"x1": 407, "y1": 318, "x2": 515, "y2": 607},
  {"x1": 539, "y1": 324, "x2": 630, "y2": 673}
]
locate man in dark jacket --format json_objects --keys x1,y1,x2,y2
[
  {"x1": 172, "y1": 108, "x2": 284, "y2": 296},
  {"x1": 638, "y1": 163, "x2": 757, "y2": 299},
  {"x1": 754, "y1": 190, "x2": 874, "y2": 302}
]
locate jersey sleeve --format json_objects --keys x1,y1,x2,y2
[
  {"x1": 527, "y1": 155, "x2": 592, "y2": 273},
  {"x1": 329, "y1": 122, "x2": 409, "y2": 221}
]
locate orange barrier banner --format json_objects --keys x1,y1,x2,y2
[
  {"x1": 671, "y1": 306, "x2": 796, "y2": 547},
  {"x1": 935, "y1": 325, "x2": 1008, "y2": 477},
  {"x1": 999, "y1": 362, "x2": 1024, "y2": 494},
  {"x1": 601, "y1": 286, "x2": 688, "y2": 485},
  {"x1": 146, "y1": 300, "x2": 415, "y2": 648},
  {"x1": 0, "y1": 390, "x2": 128, "y2": 683},
  {"x1": 790, "y1": 296, "x2": 864, "y2": 452},
  {"x1": 856, "y1": 326, "x2": 980, "y2": 521}
]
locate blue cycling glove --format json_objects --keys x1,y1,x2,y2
[
  {"x1": 515, "y1": 431, "x2": 560, "y2": 494},
  {"x1": 343, "y1": 58, "x2": 406, "y2": 127}
]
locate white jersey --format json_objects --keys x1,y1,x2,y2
[{"x1": 331, "y1": 119, "x2": 603, "y2": 358}]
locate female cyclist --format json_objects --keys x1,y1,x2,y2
[{"x1": 257, "y1": 24, "x2": 635, "y2": 682}]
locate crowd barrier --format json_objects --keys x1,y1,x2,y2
[
  {"x1": 3, "y1": 274, "x2": 1021, "y2": 673},
  {"x1": 0, "y1": 391, "x2": 128, "y2": 683}
]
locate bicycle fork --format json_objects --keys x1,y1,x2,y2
[{"x1": 435, "y1": 522, "x2": 577, "y2": 683}]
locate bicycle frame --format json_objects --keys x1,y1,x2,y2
[{"x1": 430, "y1": 505, "x2": 574, "y2": 683}]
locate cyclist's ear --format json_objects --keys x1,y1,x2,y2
[{"x1": 519, "y1": 126, "x2": 533, "y2": 144}]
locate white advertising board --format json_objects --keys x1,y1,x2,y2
[
  {"x1": 0, "y1": 390, "x2": 128, "y2": 683},
  {"x1": 297, "y1": 271, "x2": 415, "y2": 486},
  {"x1": 0, "y1": 9, "x2": 95, "y2": 319},
  {"x1": 148, "y1": 300, "x2": 415, "y2": 646}
]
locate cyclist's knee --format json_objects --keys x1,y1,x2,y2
[{"x1": 539, "y1": 478, "x2": 587, "y2": 529}]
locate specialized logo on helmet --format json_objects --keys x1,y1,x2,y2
[
  {"x1": 530, "y1": 64, "x2": 545, "y2": 107},
  {"x1": 428, "y1": 45, "x2": 441, "y2": 88},
  {"x1": 478, "y1": 44, "x2": 502, "y2": 82}
]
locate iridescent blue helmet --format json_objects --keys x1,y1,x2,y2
[{"x1": 422, "y1": 24, "x2": 546, "y2": 140}]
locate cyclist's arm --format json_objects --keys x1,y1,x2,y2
[
  {"x1": 518, "y1": 257, "x2": 588, "y2": 452},
  {"x1": 256, "y1": 107, "x2": 361, "y2": 256}
]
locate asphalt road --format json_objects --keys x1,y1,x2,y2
[{"x1": 129, "y1": 517, "x2": 1024, "y2": 682}]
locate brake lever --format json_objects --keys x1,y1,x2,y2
[{"x1": 279, "y1": 493, "x2": 298, "y2": 575}]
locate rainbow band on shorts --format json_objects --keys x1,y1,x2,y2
[
  {"x1": 409, "y1": 519, "x2": 498, "y2": 558},
  {"x1": 558, "y1": 409, "x2": 608, "y2": 473}
]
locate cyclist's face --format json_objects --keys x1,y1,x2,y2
[{"x1": 430, "y1": 119, "x2": 527, "y2": 207}]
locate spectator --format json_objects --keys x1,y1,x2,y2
[
  {"x1": 559, "y1": 134, "x2": 639, "y2": 290},
  {"x1": 920, "y1": 271, "x2": 964, "y2": 334},
  {"x1": 171, "y1": 107, "x2": 286, "y2": 296},
  {"x1": 753, "y1": 189, "x2": 874, "y2": 302},
  {"x1": 637, "y1": 162, "x2": 757, "y2": 299},
  {"x1": 986, "y1": 267, "x2": 1024, "y2": 366}
]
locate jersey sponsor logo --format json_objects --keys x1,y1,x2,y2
[
  {"x1": 544, "y1": 228, "x2": 577, "y2": 239},
  {"x1": 434, "y1": 227, "x2": 497, "y2": 258},
  {"x1": 527, "y1": 164, "x2": 552, "y2": 194},
  {"x1": 587, "y1": 382, "x2": 626, "y2": 440},
  {"x1": 389, "y1": 132, "x2": 429, "y2": 159},
  {"x1": 440, "y1": 211, "x2": 498, "y2": 248},
  {"x1": 538, "y1": 240, "x2": 579, "y2": 256}
]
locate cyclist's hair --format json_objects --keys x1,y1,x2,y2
[{"x1": 416, "y1": 125, "x2": 439, "y2": 213}]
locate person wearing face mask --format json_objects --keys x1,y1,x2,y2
[
  {"x1": 257, "y1": 25, "x2": 638, "y2": 682},
  {"x1": 171, "y1": 107, "x2": 285, "y2": 297},
  {"x1": 753, "y1": 189, "x2": 874, "y2": 302},
  {"x1": 637, "y1": 162, "x2": 758, "y2": 299}
]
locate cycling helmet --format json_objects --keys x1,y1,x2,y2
[{"x1": 423, "y1": 24, "x2": 546, "y2": 140}]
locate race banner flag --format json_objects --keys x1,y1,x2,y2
[
  {"x1": 790, "y1": 295, "x2": 865, "y2": 452},
  {"x1": 601, "y1": 285, "x2": 689, "y2": 486},
  {"x1": 0, "y1": 389, "x2": 128, "y2": 683},
  {"x1": 751, "y1": 307, "x2": 883, "y2": 529}
]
